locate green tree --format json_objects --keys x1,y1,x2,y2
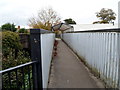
[
  {"x1": 1, "y1": 23, "x2": 17, "y2": 32},
  {"x1": 64, "y1": 18, "x2": 76, "y2": 24},
  {"x1": 28, "y1": 7, "x2": 61, "y2": 30},
  {"x1": 94, "y1": 8, "x2": 116, "y2": 24}
]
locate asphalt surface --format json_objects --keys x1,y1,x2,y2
[{"x1": 48, "y1": 40, "x2": 104, "y2": 88}]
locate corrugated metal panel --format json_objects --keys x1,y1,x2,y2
[{"x1": 63, "y1": 32, "x2": 120, "y2": 88}]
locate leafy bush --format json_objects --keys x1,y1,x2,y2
[
  {"x1": 2, "y1": 31, "x2": 22, "y2": 57},
  {"x1": 2, "y1": 31, "x2": 31, "y2": 89},
  {"x1": 2, "y1": 50, "x2": 31, "y2": 89},
  {"x1": 2, "y1": 50, "x2": 30, "y2": 69},
  {"x1": 2, "y1": 31, "x2": 31, "y2": 69}
]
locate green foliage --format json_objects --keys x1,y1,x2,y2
[
  {"x1": 18, "y1": 28, "x2": 28, "y2": 33},
  {"x1": 2, "y1": 31, "x2": 31, "y2": 68},
  {"x1": 2, "y1": 31, "x2": 31, "y2": 89},
  {"x1": 64, "y1": 18, "x2": 76, "y2": 24},
  {"x1": 3, "y1": 50, "x2": 31, "y2": 89},
  {"x1": 1, "y1": 23, "x2": 17, "y2": 32},
  {"x1": 93, "y1": 20, "x2": 109, "y2": 24},
  {"x1": 2, "y1": 50, "x2": 30, "y2": 69},
  {"x1": 99, "y1": 20, "x2": 109, "y2": 24},
  {"x1": 94, "y1": 8, "x2": 116, "y2": 24},
  {"x1": 2, "y1": 31, "x2": 22, "y2": 56}
]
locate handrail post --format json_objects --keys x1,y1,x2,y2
[{"x1": 30, "y1": 29, "x2": 43, "y2": 89}]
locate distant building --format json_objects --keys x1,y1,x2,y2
[{"x1": 70, "y1": 24, "x2": 118, "y2": 31}]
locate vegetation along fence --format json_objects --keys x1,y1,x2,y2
[
  {"x1": 1, "y1": 29, "x2": 55, "y2": 89},
  {"x1": 62, "y1": 29, "x2": 120, "y2": 89},
  {"x1": 19, "y1": 33, "x2": 31, "y2": 56},
  {"x1": 19, "y1": 33, "x2": 30, "y2": 49}
]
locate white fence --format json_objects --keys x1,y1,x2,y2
[
  {"x1": 62, "y1": 30, "x2": 120, "y2": 88},
  {"x1": 41, "y1": 33, "x2": 55, "y2": 88}
]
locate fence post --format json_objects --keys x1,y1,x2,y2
[{"x1": 30, "y1": 29, "x2": 43, "y2": 89}]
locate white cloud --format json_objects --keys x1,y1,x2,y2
[{"x1": 0, "y1": 0, "x2": 119, "y2": 27}]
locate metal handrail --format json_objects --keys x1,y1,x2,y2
[{"x1": 0, "y1": 61, "x2": 37, "y2": 74}]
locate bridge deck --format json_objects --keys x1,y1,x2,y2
[{"x1": 48, "y1": 39, "x2": 104, "y2": 88}]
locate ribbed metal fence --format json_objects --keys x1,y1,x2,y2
[{"x1": 63, "y1": 29, "x2": 120, "y2": 89}]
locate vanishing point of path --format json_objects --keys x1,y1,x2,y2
[{"x1": 48, "y1": 39, "x2": 104, "y2": 88}]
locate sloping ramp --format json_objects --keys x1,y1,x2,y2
[{"x1": 48, "y1": 40, "x2": 104, "y2": 88}]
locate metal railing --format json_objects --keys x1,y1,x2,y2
[
  {"x1": 62, "y1": 28, "x2": 120, "y2": 89},
  {"x1": 1, "y1": 29, "x2": 55, "y2": 89},
  {"x1": 1, "y1": 61, "x2": 37, "y2": 89},
  {"x1": 1, "y1": 29, "x2": 43, "y2": 89}
]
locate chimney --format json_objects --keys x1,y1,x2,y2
[{"x1": 18, "y1": 26, "x2": 20, "y2": 30}]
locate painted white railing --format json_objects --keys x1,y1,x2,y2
[{"x1": 62, "y1": 29, "x2": 120, "y2": 88}]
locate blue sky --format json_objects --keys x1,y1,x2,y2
[{"x1": 0, "y1": 0, "x2": 120, "y2": 27}]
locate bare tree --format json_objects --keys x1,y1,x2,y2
[{"x1": 28, "y1": 7, "x2": 61, "y2": 30}]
